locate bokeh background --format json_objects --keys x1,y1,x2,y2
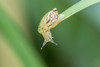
[{"x1": 0, "y1": 0, "x2": 100, "y2": 67}]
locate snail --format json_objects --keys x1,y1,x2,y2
[{"x1": 38, "y1": 8, "x2": 64, "y2": 49}]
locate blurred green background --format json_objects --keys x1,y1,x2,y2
[{"x1": 0, "y1": 0, "x2": 100, "y2": 67}]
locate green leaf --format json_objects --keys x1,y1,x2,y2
[{"x1": 0, "y1": 6, "x2": 47, "y2": 67}]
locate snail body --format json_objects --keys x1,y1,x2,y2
[{"x1": 38, "y1": 8, "x2": 59, "y2": 49}]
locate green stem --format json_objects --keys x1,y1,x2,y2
[{"x1": 59, "y1": 0, "x2": 100, "y2": 22}]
